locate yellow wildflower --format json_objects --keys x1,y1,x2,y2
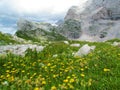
[
  {"x1": 65, "y1": 69, "x2": 68, "y2": 72},
  {"x1": 10, "y1": 76, "x2": 14, "y2": 81},
  {"x1": 22, "y1": 70, "x2": 25, "y2": 73},
  {"x1": 42, "y1": 80, "x2": 46, "y2": 85},
  {"x1": 53, "y1": 75, "x2": 57, "y2": 78},
  {"x1": 51, "y1": 86, "x2": 57, "y2": 90},
  {"x1": 47, "y1": 63, "x2": 51, "y2": 66},
  {"x1": 72, "y1": 74, "x2": 75, "y2": 77},
  {"x1": 34, "y1": 87, "x2": 39, "y2": 90},
  {"x1": 68, "y1": 84, "x2": 74, "y2": 89},
  {"x1": 80, "y1": 68, "x2": 84, "y2": 71},
  {"x1": 33, "y1": 73, "x2": 37, "y2": 76},
  {"x1": 63, "y1": 79, "x2": 68, "y2": 83},
  {"x1": 104, "y1": 68, "x2": 110, "y2": 72},
  {"x1": 88, "y1": 79, "x2": 92, "y2": 86},
  {"x1": 1, "y1": 75, "x2": 4, "y2": 78},
  {"x1": 3, "y1": 64, "x2": 6, "y2": 67},
  {"x1": 6, "y1": 70, "x2": 10, "y2": 73},
  {"x1": 118, "y1": 54, "x2": 120, "y2": 56},
  {"x1": 80, "y1": 73, "x2": 85, "y2": 77},
  {"x1": 69, "y1": 78, "x2": 75, "y2": 83},
  {"x1": 6, "y1": 74, "x2": 10, "y2": 78},
  {"x1": 67, "y1": 76, "x2": 71, "y2": 79}
]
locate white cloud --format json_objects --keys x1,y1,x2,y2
[
  {"x1": 0, "y1": 0, "x2": 88, "y2": 19},
  {"x1": 0, "y1": 0, "x2": 88, "y2": 34},
  {"x1": 9, "y1": 0, "x2": 87, "y2": 14}
]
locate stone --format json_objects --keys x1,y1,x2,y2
[
  {"x1": 63, "y1": 41, "x2": 69, "y2": 44},
  {"x1": 75, "y1": 44, "x2": 96, "y2": 56},
  {"x1": 112, "y1": 42, "x2": 120, "y2": 46},
  {"x1": 70, "y1": 44, "x2": 80, "y2": 47},
  {"x1": 53, "y1": 54, "x2": 58, "y2": 58},
  {"x1": 0, "y1": 44, "x2": 44, "y2": 56}
]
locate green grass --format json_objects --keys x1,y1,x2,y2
[
  {"x1": 16, "y1": 29, "x2": 67, "y2": 42},
  {"x1": 0, "y1": 32, "x2": 19, "y2": 45},
  {"x1": 106, "y1": 38, "x2": 120, "y2": 43},
  {"x1": 0, "y1": 41, "x2": 120, "y2": 90}
]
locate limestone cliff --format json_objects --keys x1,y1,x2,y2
[
  {"x1": 16, "y1": 19, "x2": 67, "y2": 42},
  {"x1": 61, "y1": 0, "x2": 120, "y2": 41}
]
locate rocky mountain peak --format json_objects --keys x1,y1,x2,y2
[
  {"x1": 17, "y1": 18, "x2": 53, "y2": 31},
  {"x1": 64, "y1": 6, "x2": 81, "y2": 21},
  {"x1": 60, "y1": 0, "x2": 120, "y2": 42},
  {"x1": 16, "y1": 0, "x2": 120, "y2": 42}
]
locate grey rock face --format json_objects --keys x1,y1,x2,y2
[
  {"x1": 57, "y1": 19, "x2": 82, "y2": 39},
  {"x1": 62, "y1": 0, "x2": 120, "y2": 41},
  {"x1": 64, "y1": 6, "x2": 81, "y2": 21},
  {"x1": 17, "y1": 18, "x2": 54, "y2": 31},
  {"x1": 16, "y1": 18, "x2": 67, "y2": 41}
]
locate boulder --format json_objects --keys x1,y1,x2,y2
[
  {"x1": 112, "y1": 42, "x2": 120, "y2": 46},
  {"x1": 75, "y1": 44, "x2": 96, "y2": 56},
  {"x1": 70, "y1": 44, "x2": 80, "y2": 47},
  {"x1": 0, "y1": 44, "x2": 44, "y2": 56},
  {"x1": 63, "y1": 41, "x2": 69, "y2": 44}
]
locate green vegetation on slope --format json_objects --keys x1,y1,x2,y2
[
  {"x1": 0, "y1": 41, "x2": 120, "y2": 90},
  {"x1": 16, "y1": 28, "x2": 67, "y2": 42},
  {"x1": 106, "y1": 38, "x2": 120, "y2": 43},
  {"x1": 0, "y1": 32, "x2": 19, "y2": 45}
]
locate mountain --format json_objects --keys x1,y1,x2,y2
[
  {"x1": 17, "y1": 19, "x2": 53, "y2": 32},
  {"x1": 57, "y1": 19, "x2": 81, "y2": 39},
  {"x1": 15, "y1": 0, "x2": 120, "y2": 42},
  {"x1": 16, "y1": 19, "x2": 67, "y2": 42},
  {"x1": 59, "y1": 0, "x2": 120, "y2": 41}
]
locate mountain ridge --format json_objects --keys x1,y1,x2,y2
[{"x1": 15, "y1": 0, "x2": 120, "y2": 42}]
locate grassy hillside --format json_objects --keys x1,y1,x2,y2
[
  {"x1": 0, "y1": 40, "x2": 120, "y2": 90},
  {"x1": 0, "y1": 32, "x2": 19, "y2": 45},
  {"x1": 16, "y1": 28, "x2": 67, "y2": 42}
]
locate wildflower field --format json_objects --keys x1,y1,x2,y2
[{"x1": 0, "y1": 40, "x2": 120, "y2": 90}]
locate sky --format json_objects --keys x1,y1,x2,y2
[{"x1": 0, "y1": 0, "x2": 87, "y2": 34}]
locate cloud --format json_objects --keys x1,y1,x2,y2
[
  {"x1": 0, "y1": 0, "x2": 88, "y2": 21},
  {"x1": 11, "y1": 0, "x2": 87, "y2": 14},
  {"x1": 0, "y1": 0, "x2": 88, "y2": 34},
  {"x1": 0, "y1": 0, "x2": 87, "y2": 15}
]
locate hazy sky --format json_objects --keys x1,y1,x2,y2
[{"x1": 0, "y1": 0, "x2": 87, "y2": 34}]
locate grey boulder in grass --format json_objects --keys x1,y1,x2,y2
[{"x1": 75, "y1": 44, "x2": 96, "y2": 57}]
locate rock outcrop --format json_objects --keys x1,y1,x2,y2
[
  {"x1": 64, "y1": 6, "x2": 82, "y2": 21},
  {"x1": 0, "y1": 44, "x2": 44, "y2": 56},
  {"x1": 16, "y1": 19, "x2": 67, "y2": 41},
  {"x1": 17, "y1": 18, "x2": 53, "y2": 31},
  {"x1": 75, "y1": 44, "x2": 96, "y2": 56},
  {"x1": 57, "y1": 19, "x2": 81, "y2": 39},
  {"x1": 16, "y1": 0, "x2": 120, "y2": 42},
  {"x1": 59, "y1": 0, "x2": 120, "y2": 42}
]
